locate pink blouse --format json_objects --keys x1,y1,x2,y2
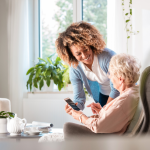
[{"x1": 85, "y1": 85, "x2": 139, "y2": 134}]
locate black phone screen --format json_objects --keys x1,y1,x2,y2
[{"x1": 65, "y1": 98, "x2": 80, "y2": 111}]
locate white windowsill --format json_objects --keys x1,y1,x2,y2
[
  {"x1": 27, "y1": 91, "x2": 74, "y2": 99},
  {"x1": 27, "y1": 91, "x2": 73, "y2": 94}
]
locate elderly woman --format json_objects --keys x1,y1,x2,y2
[
  {"x1": 56, "y1": 21, "x2": 119, "y2": 112},
  {"x1": 63, "y1": 53, "x2": 141, "y2": 139}
]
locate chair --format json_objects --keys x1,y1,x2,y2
[
  {"x1": 0, "y1": 98, "x2": 11, "y2": 112},
  {"x1": 125, "y1": 97, "x2": 144, "y2": 136},
  {"x1": 125, "y1": 66, "x2": 150, "y2": 136},
  {"x1": 138, "y1": 66, "x2": 150, "y2": 133}
]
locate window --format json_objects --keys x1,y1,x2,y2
[
  {"x1": 39, "y1": 0, "x2": 107, "y2": 59},
  {"x1": 40, "y1": 0, "x2": 73, "y2": 60},
  {"x1": 82, "y1": 0, "x2": 107, "y2": 43}
]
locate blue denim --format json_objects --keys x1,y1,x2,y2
[{"x1": 99, "y1": 92, "x2": 109, "y2": 107}]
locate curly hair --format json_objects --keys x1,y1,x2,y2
[
  {"x1": 109, "y1": 53, "x2": 141, "y2": 86},
  {"x1": 55, "y1": 21, "x2": 106, "y2": 67}
]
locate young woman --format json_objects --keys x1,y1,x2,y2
[{"x1": 55, "y1": 21, "x2": 119, "y2": 112}]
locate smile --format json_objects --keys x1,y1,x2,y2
[{"x1": 84, "y1": 55, "x2": 90, "y2": 60}]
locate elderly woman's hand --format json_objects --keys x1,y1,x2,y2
[
  {"x1": 65, "y1": 104, "x2": 73, "y2": 115},
  {"x1": 71, "y1": 109, "x2": 83, "y2": 121},
  {"x1": 65, "y1": 102, "x2": 78, "y2": 116},
  {"x1": 87, "y1": 102, "x2": 102, "y2": 114},
  {"x1": 90, "y1": 115, "x2": 99, "y2": 118}
]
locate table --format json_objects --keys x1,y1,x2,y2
[{"x1": 0, "y1": 128, "x2": 63, "y2": 141}]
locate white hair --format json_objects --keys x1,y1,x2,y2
[{"x1": 109, "y1": 53, "x2": 141, "y2": 86}]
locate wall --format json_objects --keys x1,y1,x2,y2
[
  {"x1": 23, "y1": 92, "x2": 93, "y2": 128},
  {"x1": 0, "y1": 0, "x2": 9, "y2": 98},
  {"x1": 132, "y1": 0, "x2": 150, "y2": 72}
]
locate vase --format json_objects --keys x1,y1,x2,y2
[
  {"x1": 67, "y1": 84, "x2": 73, "y2": 91},
  {"x1": 0, "y1": 118, "x2": 8, "y2": 133},
  {"x1": 44, "y1": 80, "x2": 54, "y2": 92}
]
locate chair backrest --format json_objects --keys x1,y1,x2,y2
[
  {"x1": 124, "y1": 66, "x2": 150, "y2": 136},
  {"x1": 125, "y1": 96, "x2": 144, "y2": 136},
  {"x1": 138, "y1": 66, "x2": 150, "y2": 133},
  {"x1": 0, "y1": 98, "x2": 11, "y2": 112}
]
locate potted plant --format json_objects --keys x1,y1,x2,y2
[
  {"x1": 62, "y1": 65, "x2": 72, "y2": 91},
  {"x1": 26, "y1": 53, "x2": 66, "y2": 92},
  {"x1": 0, "y1": 111, "x2": 15, "y2": 133}
]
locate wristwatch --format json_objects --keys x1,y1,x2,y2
[{"x1": 79, "y1": 114, "x2": 84, "y2": 123}]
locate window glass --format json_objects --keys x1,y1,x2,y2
[
  {"x1": 40, "y1": 0, "x2": 73, "y2": 59},
  {"x1": 82, "y1": 0, "x2": 107, "y2": 44}
]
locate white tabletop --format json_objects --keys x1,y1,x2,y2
[{"x1": 0, "y1": 124, "x2": 63, "y2": 140}]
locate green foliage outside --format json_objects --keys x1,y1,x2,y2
[
  {"x1": 54, "y1": 0, "x2": 73, "y2": 35},
  {"x1": 42, "y1": 0, "x2": 107, "y2": 59},
  {"x1": 83, "y1": 0, "x2": 107, "y2": 43},
  {"x1": 42, "y1": 20, "x2": 56, "y2": 60}
]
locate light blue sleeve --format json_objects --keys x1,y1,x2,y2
[
  {"x1": 69, "y1": 67, "x2": 85, "y2": 110},
  {"x1": 99, "y1": 48, "x2": 120, "y2": 98},
  {"x1": 105, "y1": 50, "x2": 120, "y2": 98},
  {"x1": 109, "y1": 80, "x2": 120, "y2": 98}
]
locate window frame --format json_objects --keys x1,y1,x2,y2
[
  {"x1": 30, "y1": 0, "x2": 41, "y2": 64},
  {"x1": 37, "y1": 0, "x2": 83, "y2": 58}
]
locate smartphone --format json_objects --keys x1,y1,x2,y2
[{"x1": 64, "y1": 98, "x2": 80, "y2": 111}]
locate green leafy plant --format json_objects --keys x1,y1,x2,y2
[
  {"x1": 84, "y1": 86, "x2": 90, "y2": 99},
  {"x1": 26, "y1": 53, "x2": 66, "y2": 91},
  {"x1": 0, "y1": 111, "x2": 15, "y2": 119},
  {"x1": 62, "y1": 65, "x2": 71, "y2": 89},
  {"x1": 122, "y1": 0, "x2": 139, "y2": 52},
  {"x1": 26, "y1": 53, "x2": 92, "y2": 98}
]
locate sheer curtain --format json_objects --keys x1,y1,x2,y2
[
  {"x1": 107, "y1": 0, "x2": 127, "y2": 54},
  {"x1": 107, "y1": 0, "x2": 150, "y2": 72},
  {"x1": 7, "y1": 0, "x2": 30, "y2": 117}
]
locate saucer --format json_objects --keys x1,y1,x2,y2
[{"x1": 25, "y1": 131, "x2": 42, "y2": 135}]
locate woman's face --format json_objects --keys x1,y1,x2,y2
[
  {"x1": 70, "y1": 45, "x2": 94, "y2": 65},
  {"x1": 108, "y1": 71, "x2": 121, "y2": 90}
]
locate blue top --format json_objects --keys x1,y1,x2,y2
[{"x1": 69, "y1": 48, "x2": 120, "y2": 110}]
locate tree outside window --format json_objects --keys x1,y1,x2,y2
[{"x1": 41, "y1": 0, "x2": 107, "y2": 59}]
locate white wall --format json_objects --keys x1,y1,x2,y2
[
  {"x1": 23, "y1": 93, "x2": 93, "y2": 128},
  {"x1": 132, "y1": 0, "x2": 150, "y2": 72},
  {"x1": 0, "y1": 0, "x2": 9, "y2": 98}
]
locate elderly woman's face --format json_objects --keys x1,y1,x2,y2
[
  {"x1": 108, "y1": 72, "x2": 122, "y2": 91},
  {"x1": 70, "y1": 45, "x2": 94, "y2": 65}
]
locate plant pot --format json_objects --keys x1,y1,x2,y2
[
  {"x1": 34, "y1": 86, "x2": 44, "y2": 92},
  {"x1": 44, "y1": 80, "x2": 54, "y2": 92},
  {"x1": 0, "y1": 118, "x2": 8, "y2": 133},
  {"x1": 67, "y1": 84, "x2": 73, "y2": 91}
]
